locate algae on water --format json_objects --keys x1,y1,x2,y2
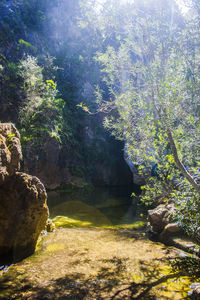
[
  {"x1": 52, "y1": 216, "x2": 92, "y2": 228},
  {"x1": 51, "y1": 201, "x2": 112, "y2": 227}
]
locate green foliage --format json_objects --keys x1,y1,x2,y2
[
  {"x1": 171, "y1": 169, "x2": 200, "y2": 236},
  {"x1": 18, "y1": 39, "x2": 37, "y2": 53},
  {"x1": 91, "y1": 0, "x2": 200, "y2": 232},
  {"x1": 1, "y1": 0, "x2": 199, "y2": 211},
  {"x1": 18, "y1": 56, "x2": 65, "y2": 144},
  {"x1": 0, "y1": 64, "x2": 3, "y2": 73},
  {"x1": 0, "y1": 0, "x2": 115, "y2": 183}
]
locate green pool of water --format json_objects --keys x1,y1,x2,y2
[
  {"x1": 48, "y1": 186, "x2": 144, "y2": 228},
  {"x1": 1, "y1": 186, "x2": 199, "y2": 299}
]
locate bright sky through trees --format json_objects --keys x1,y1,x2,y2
[
  {"x1": 176, "y1": 0, "x2": 189, "y2": 13},
  {"x1": 97, "y1": 0, "x2": 189, "y2": 14}
]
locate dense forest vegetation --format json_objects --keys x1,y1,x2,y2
[
  {"x1": 0, "y1": 0, "x2": 200, "y2": 237},
  {"x1": 1, "y1": 0, "x2": 200, "y2": 298}
]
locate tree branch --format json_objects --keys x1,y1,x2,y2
[{"x1": 166, "y1": 128, "x2": 200, "y2": 194}]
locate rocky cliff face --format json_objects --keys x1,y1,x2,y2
[
  {"x1": 0, "y1": 123, "x2": 48, "y2": 262},
  {"x1": 21, "y1": 116, "x2": 133, "y2": 190},
  {"x1": 22, "y1": 137, "x2": 70, "y2": 190}
]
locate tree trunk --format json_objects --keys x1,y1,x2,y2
[{"x1": 166, "y1": 128, "x2": 200, "y2": 194}]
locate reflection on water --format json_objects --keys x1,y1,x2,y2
[{"x1": 48, "y1": 186, "x2": 142, "y2": 226}]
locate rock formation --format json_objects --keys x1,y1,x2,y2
[
  {"x1": 0, "y1": 123, "x2": 48, "y2": 262},
  {"x1": 148, "y1": 203, "x2": 176, "y2": 234},
  {"x1": 22, "y1": 136, "x2": 70, "y2": 190},
  {"x1": 21, "y1": 117, "x2": 133, "y2": 190},
  {"x1": 0, "y1": 123, "x2": 22, "y2": 183},
  {"x1": 147, "y1": 203, "x2": 181, "y2": 243}
]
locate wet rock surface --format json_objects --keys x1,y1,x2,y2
[{"x1": 0, "y1": 123, "x2": 48, "y2": 262}]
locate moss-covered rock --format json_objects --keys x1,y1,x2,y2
[
  {"x1": 52, "y1": 216, "x2": 92, "y2": 228},
  {"x1": 46, "y1": 219, "x2": 55, "y2": 232},
  {"x1": 51, "y1": 201, "x2": 111, "y2": 227}
]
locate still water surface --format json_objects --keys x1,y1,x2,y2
[{"x1": 47, "y1": 186, "x2": 142, "y2": 226}]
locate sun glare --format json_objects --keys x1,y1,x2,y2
[
  {"x1": 97, "y1": 0, "x2": 189, "y2": 15},
  {"x1": 175, "y1": 0, "x2": 189, "y2": 14}
]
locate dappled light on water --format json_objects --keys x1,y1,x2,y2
[{"x1": 0, "y1": 228, "x2": 197, "y2": 299}]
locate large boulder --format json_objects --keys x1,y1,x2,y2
[
  {"x1": 159, "y1": 223, "x2": 181, "y2": 242},
  {"x1": 148, "y1": 203, "x2": 176, "y2": 234},
  {"x1": 148, "y1": 203, "x2": 182, "y2": 244},
  {"x1": 0, "y1": 123, "x2": 48, "y2": 262},
  {"x1": 0, "y1": 173, "x2": 48, "y2": 261}
]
